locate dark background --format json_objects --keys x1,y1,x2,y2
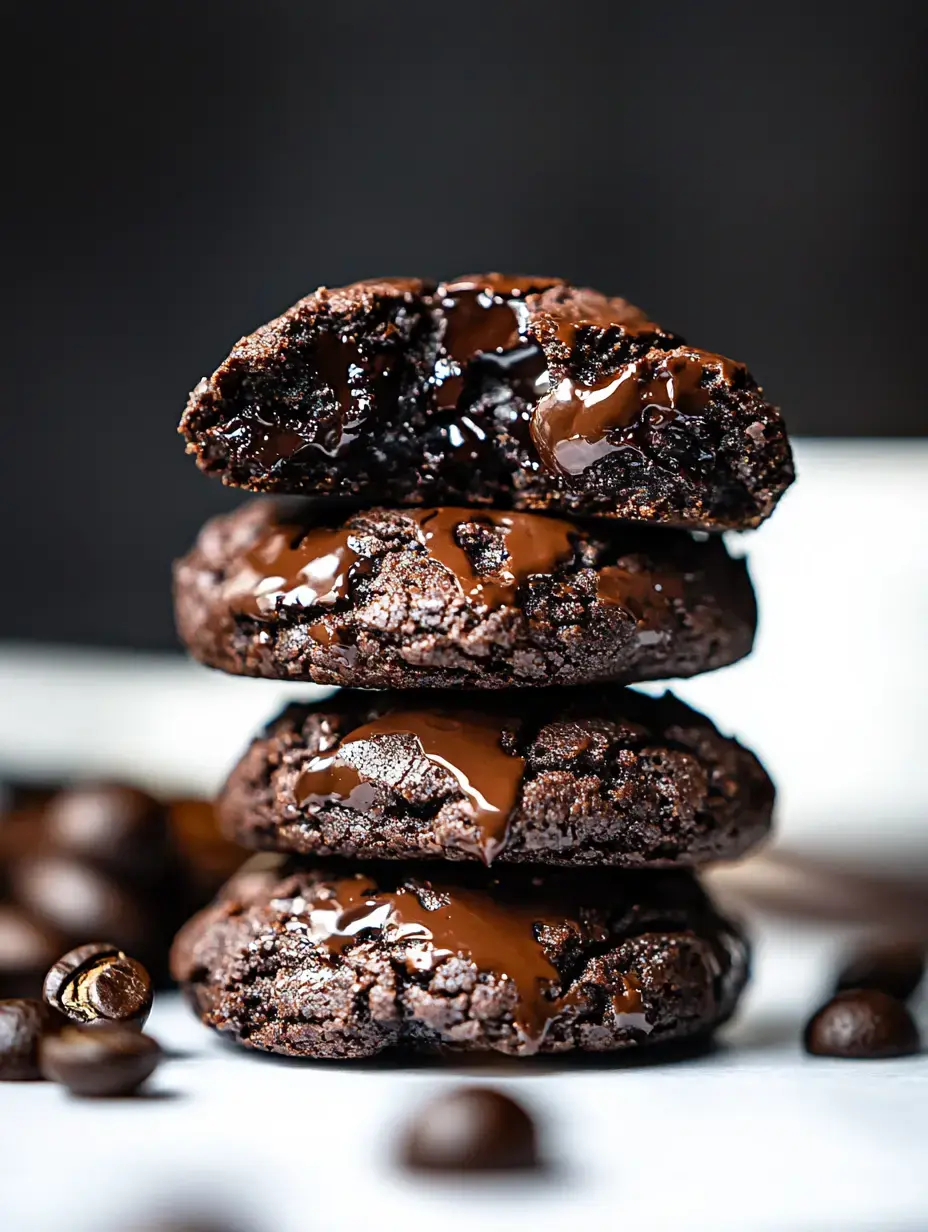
[{"x1": 3, "y1": 1, "x2": 925, "y2": 651}]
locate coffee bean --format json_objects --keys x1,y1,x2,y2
[
  {"x1": 44, "y1": 784, "x2": 172, "y2": 880},
  {"x1": 10, "y1": 855, "x2": 146, "y2": 953},
  {"x1": 40, "y1": 1022, "x2": 161, "y2": 1096},
  {"x1": 0, "y1": 998, "x2": 58, "y2": 1081},
  {"x1": 804, "y1": 988, "x2": 921, "y2": 1059},
  {"x1": 0, "y1": 904, "x2": 63, "y2": 998},
  {"x1": 169, "y1": 798, "x2": 242, "y2": 893},
  {"x1": 835, "y1": 940, "x2": 925, "y2": 1002},
  {"x1": 400, "y1": 1087, "x2": 541, "y2": 1172},
  {"x1": 44, "y1": 942, "x2": 152, "y2": 1028}
]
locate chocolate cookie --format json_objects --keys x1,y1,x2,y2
[
  {"x1": 219, "y1": 687, "x2": 773, "y2": 867},
  {"x1": 173, "y1": 500, "x2": 756, "y2": 689},
  {"x1": 178, "y1": 274, "x2": 793, "y2": 530},
  {"x1": 171, "y1": 857, "x2": 749, "y2": 1059}
]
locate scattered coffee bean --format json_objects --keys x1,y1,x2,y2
[
  {"x1": 0, "y1": 905, "x2": 63, "y2": 997},
  {"x1": 400, "y1": 1087, "x2": 541, "y2": 1172},
  {"x1": 835, "y1": 940, "x2": 925, "y2": 1002},
  {"x1": 39, "y1": 1023, "x2": 162, "y2": 1096},
  {"x1": 44, "y1": 942, "x2": 152, "y2": 1029},
  {"x1": 44, "y1": 784, "x2": 172, "y2": 880},
  {"x1": 0, "y1": 998, "x2": 58, "y2": 1081},
  {"x1": 11, "y1": 854, "x2": 147, "y2": 953},
  {"x1": 804, "y1": 988, "x2": 921, "y2": 1059}
]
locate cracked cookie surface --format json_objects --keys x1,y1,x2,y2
[
  {"x1": 219, "y1": 687, "x2": 774, "y2": 867},
  {"x1": 170, "y1": 857, "x2": 749, "y2": 1059},
  {"x1": 179, "y1": 273, "x2": 793, "y2": 531},
  {"x1": 173, "y1": 499, "x2": 757, "y2": 688}
]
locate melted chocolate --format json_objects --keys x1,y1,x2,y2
[
  {"x1": 224, "y1": 524, "x2": 361, "y2": 619},
  {"x1": 611, "y1": 972, "x2": 653, "y2": 1034},
  {"x1": 309, "y1": 332, "x2": 369, "y2": 455},
  {"x1": 596, "y1": 567, "x2": 684, "y2": 622},
  {"x1": 531, "y1": 348, "x2": 746, "y2": 476},
  {"x1": 222, "y1": 506, "x2": 578, "y2": 622},
  {"x1": 433, "y1": 274, "x2": 561, "y2": 410},
  {"x1": 295, "y1": 709, "x2": 526, "y2": 862},
  {"x1": 293, "y1": 871, "x2": 622, "y2": 1049},
  {"x1": 408, "y1": 507, "x2": 576, "y2": 608}
]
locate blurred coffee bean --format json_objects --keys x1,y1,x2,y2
[
  {"x1": 40, "y1": 1023, "x2": 162, "y2": 1096},
  {"x1": 0, "y1": 904, "x2": 63, "y2": 997},
  {"x1": 834, "y1": 940, "x2": 925, "y2": 1002},
  {"x1": 0, "y1": 998, "x2": 58, "y2": 1080},
  {"x1": 400, "y1": 1087, "x2": 541, "y2": 1172},
  {"x1": 804, "y1": 988, "x2": 921, "y2": 1059},
  {"x1": 1, "y1": 783, "x2": 242, "y2": 997},
  {"x1": 10, "y1": 854, "x2": 146, "y2": 954},
  {"x1": 169, "y1": 799, "x2": 242, "y2": 894},
  {"x1": 44, "y1": 942, "x2": 152, "y2": 1029},
  {"x1": 45, "y1": 784, "x2": 172, "y2": 880}
]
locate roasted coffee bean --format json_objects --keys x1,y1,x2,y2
[
  {"x1": 835, "y1": 940, "x2": 925, "y2": 1002},
  {"x1": 39, "y1": 1023, "x2": 162, "y2": 1096},
  {"x1": 44, "y1": 942, "x2": 152, "y2": 1028},
  {"x1": 169, "y1": 798, "x2": 242, "y2": 893},
  {"x1": 0, "y1": 998, "x2": 58, "y2": 1081},
  {"x1": 400, "y1": 1087, "x2": 541, "y2": 1172},
  {"x1": 44, "y1": 784, "x2": 172, "y2": 879},
  {"x1": 0, "y1": 904, "x2": 63, "y2": 998},
  {"x1": 804, "y1": 988, "x2": 921, "y2": 1059},
  {"x1": 10, "y1": 854, "x2": 146, "y2": 953}
]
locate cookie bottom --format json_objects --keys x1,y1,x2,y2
[{"x1": 171, "y1": 857, "x2": 749, "y2": 1059}]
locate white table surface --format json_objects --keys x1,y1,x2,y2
[
  {"x1": 1, "y1": 440, "x2": 927, "y2": 1231},
  {"x1": 2, "y1": 916, "x2": 926, "y2": 1232}
]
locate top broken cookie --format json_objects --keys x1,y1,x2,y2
[{"x1": 179, "y1": 273, "x2": 794, "y2": 531}]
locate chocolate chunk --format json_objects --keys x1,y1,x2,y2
[
  {"x1": 803, "y1": 989, "x2": 921, "y2": 1059},
  {"x1": 39, "y1": 1023, "x2": 162, "y2": 1096},
  {"x1": 834, "y1": 940, "x2": 925, "y2": 1002},
  {"x1": 43, "y1": 942, "x2": 152, "y2": 1029},
  {"x1": 400, "y1": 1088, "x2": 541, "y2": 1172},
  {"x1": 0, "y1": 998, "x2": 58, "y2": 1081},
  {"x1": 171, "y1": 858, "x2": 749, "y2": 1060},
  {"x1": 179, "y1": 274, "x2": 793, "y2": 531},
  {"x1": 218, "y1": 686, "x2": 774, "y2": 868},
  {"x1": 174, "y1": 499, "x2": 756, "y2": 689}
]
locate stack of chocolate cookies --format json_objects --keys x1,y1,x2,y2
[{"x1": 170, "y1": 274, "x2": 793, "y2": 1060}]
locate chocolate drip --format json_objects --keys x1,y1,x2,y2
[
  {"x1": 408, "y1": 507, "x2": 576, "y2": 608},
  {"x1": 610, "y1": 972, "x2": 653, "y2": 1034},
  {"x1": 224, "y1": 524, "x2": 360, "y2": 619},
  {"x1": 292, "y1": 871, "x2": 622, "y2": 1049},
  {"x1": 531, "y1": 348, "x2": 746, "y2": 477},
  {"x1": 295, "y1": 709, "x2": 526, "y2": 862},
  {"x1": 222, "y1": 506, "x2": 579, "y2": 623}
]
